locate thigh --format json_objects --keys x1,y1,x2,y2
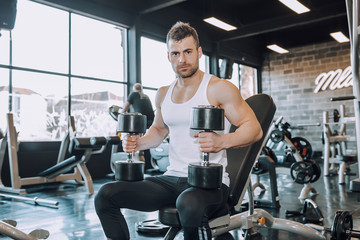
[{"x1": 98, "y1": 176, "x2": 180, "y2": 212}]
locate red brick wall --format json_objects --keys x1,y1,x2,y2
[{"x1": 261, "y1": 41, "x2": 355, "y2": 153}]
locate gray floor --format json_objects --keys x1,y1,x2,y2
[{"x1": 0, "y1": 163, "x2": 359, "y2": 240}]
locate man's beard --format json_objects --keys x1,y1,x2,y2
[{"x1": 176, "y1": 64, "x2": 198, "y2": 78}]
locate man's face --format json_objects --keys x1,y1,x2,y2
[{"x1": 167, "y1": 36, "x2": 202, "y2": 79}]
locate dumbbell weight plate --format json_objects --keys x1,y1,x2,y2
[
  {"x1": 117, "y1": 113, "x2": 147, "y2": 134},
  {"x1": 188, "y1": 162, "x2": 223, "y2": 189},
  {"x1": 190, "y1": 105, "x2": 224, "y2": 131},
  {"x1": 115, "y1": 160, "x2": 144, "y2": 181}
]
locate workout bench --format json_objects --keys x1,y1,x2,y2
[
  {"x1": 0, "y1": 113, "x2": 118, "y2": 195},
  {"x1": 157, "y1": 94, "x2": 326, "y2": 240}
]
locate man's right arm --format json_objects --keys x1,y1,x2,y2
[
  {"x1": 122, "y1": 86, "x2": 169, "y2": 153},
  {"x1": 137, "y1": 86, "x2": 169, "y2": 150}
]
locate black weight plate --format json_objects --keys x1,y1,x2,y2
[
  {"x1": 291, "y1": 137, "x2": 312, "y2": 160},
  {"x1": 190, "y1": 105, "x2": 224, "y2": 131},
  {"x1": 332, "y1": 210, "x2": 353, "y2": 240},
  {"x1": 308, "y1": 159, "x2": 321, "y2": 183},
  {"x1": 290, "y1": 161, "x2": 314, "y2": 184},
  {"x1": 270, "y1": 129, "x2": 284, "y2": 143}
]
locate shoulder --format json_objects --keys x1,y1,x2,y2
[
  {"x1": 208, "y1": 75, "x2": 239, "y2": 95},
  {"x1": 155, "y1": 85, "x2": 171, "y2": 108}
]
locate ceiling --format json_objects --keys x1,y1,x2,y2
[
  {"x1": 36, "y1": 0, "x2": 349, "y2": 63},
  {"x1": 86, "y1": 0, "x2": 349, "y2": 58}
]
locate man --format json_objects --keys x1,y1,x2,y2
[
  {"x1": 122, "y1": 83, "x2": 154, "y2": 128},
  {"x1": 95, "y1": 21, "x2": 262, "y2": 240}
]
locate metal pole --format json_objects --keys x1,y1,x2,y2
[{"x1": 346, "y1": 0, "x2": 360, "y2": 191}]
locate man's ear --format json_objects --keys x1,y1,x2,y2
[
  {"x1": 167, "y1": 51, "x2": 170, "y2": 62},
  {"x1": 198, "y1": 46, "x2": 203, "y2": 59}
]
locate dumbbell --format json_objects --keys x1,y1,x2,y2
[
  {"x1": 188, "y1": 105, "x2": 224, "y2": 189},
  {"x1": 115, "y1": 112, "x2": 147, "y2": 181}
]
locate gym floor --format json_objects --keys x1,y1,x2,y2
[{"x1": 0, "y1": 161, "x2": 359, "y2": 240}]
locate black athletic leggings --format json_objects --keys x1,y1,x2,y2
[{"x1": 95, "y1": 175, "x2": 229, "y2": 240}]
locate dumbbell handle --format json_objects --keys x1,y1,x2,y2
[{"x1": 201, "y1": 130, "x2": 212, "y2": 165}]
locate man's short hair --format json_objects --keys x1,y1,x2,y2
[
  {"x1": 166, "y1": 21, "x2": 200, "y2": 48},
  {"x1": 133, "y1": 83, "x2": 142, "y2": 91}
]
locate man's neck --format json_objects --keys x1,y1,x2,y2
[{"x1": 176, "y1": 70, "x2": 204, "y2": 87}]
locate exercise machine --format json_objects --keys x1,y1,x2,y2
[
  {"x1": 0, "y1": 113, "x2": 115, "y2": 194},
  {"x1": 253, "y1": 116, "x2": 321, "y2": 202},
  {"x1": 322, "y1": 102, "x2": 357, "y2": 184}
]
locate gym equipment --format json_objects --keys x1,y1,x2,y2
[
  {"x1": 345, "y1": 0, "x2": 360, "y2": 192},
  {"x1": 0, "y1": 193, "x2": 59, "y2": 208},
  {"x1": 108, "y1": 105, "x2": 122, "y2": 121},
  {"x1": 262, "y1": 116, "x2": 321, "y2": 201},
  {"x1": 188, "y1": 105, "x2": 224, "y2": 189},
  {"x1": 38, "y1": 136, "x2": 118, "y2": 194},
  {"x1": 323, "y1": 103, "x2": 358, "y2": 184},
  {"x1": 0, "y1": 219, "x2": 49, "y2": 240},
  {"x1": 251, "y1": 147, "x2": 280, "y2": 209},
  {"x1": 307, "y1": 210, "x2": 360, "y2": 240},
  {"x1": 157, "y1": 94, "x2": 329, "y2": 240},
  {"x1": 0, "y1": 113, "x2": 116, "y2": 194},
  {"x1": 285, "y1": 198, "x2": 324, "y2": 224},
  {"x1": 149, "y1": 138, "x2": 170, "y2": 173},
  {"x1": 0, "y1": 113, "x2": 80, "y2": 194},
  {"x1": 115, "y1": 112, "x2": 147, "y2": 181}
]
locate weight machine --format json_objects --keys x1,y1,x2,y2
[
  {"x1": 0, "y1": 113, "x2": 112, "y2": 195},
  {"x1": 322, "y1": 103, "x2": 357, "y2": 184},
  {"x1": 253, "y1": 116, "x2": 321, "y2": 203}
]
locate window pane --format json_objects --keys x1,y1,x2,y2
[
  {"x1": 141, "y1": 37, "x2": 175, "y2": 88},
  {"x1": 71, "y1": 78, "x2": 125, "y2": 137},
  {"x1": 228, "y1": 63, "x2": 240, "y2": 89},
  {"x1": 240, "y1": 65, "x2": 256, "y2": 99},
  {"x1": 12, "y1": 70, "x2": 69, "y2": 141},
  {"x1": 143, "y1": 89, "x2": 157, "y2": 111},
  {"x1": 71, "y1": 14, "x2": 124, "y2": 80},
  {"x1": 0, "y1": 69, "x2": 9, "y2": 131},
  {"x1": 12, "y1": 0, "x2": 69, "y2": 73},
  {"x1": 0, "y1": 31, "x2": 10, "y2": 65}
]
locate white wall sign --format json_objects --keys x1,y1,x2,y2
[{"x1": 314, "y1": 66, "x2": 353, "y2": 93}]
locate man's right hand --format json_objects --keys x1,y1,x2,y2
[{"x1": 122, "y1": 134, "x2": 140, "y2": 153}]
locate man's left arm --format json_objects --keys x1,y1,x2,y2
[{"x1": 197, "y1": 79, "x2": 263, "y2": 153}]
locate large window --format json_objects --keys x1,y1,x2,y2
[
  {"x1": 0, "y1": 0, "x2": 126, "y2": 140},
  {"x1": 0, "y1": 31, "x2": 10, "y2": 65},
  {"x1": 12, "y1": 0, "x2": 69, "y2": 73},
  {"x1": 141, "y1": 37, "x2": 208, "y2": 108},
  {"x1": 0, "y1": 69, "x2": 9, "y2": 131},
  {"x1": 71, "y1": 78, "x2": 124, "y2": 137},
  {"x1": 12, "y1": 70, "x2": 68, "y2": 140},
  {"x1": 71, "y1": 14, "x2": 124, "y2": 80},
  {"x1": 220, "y1": 59, "x2": 257, "y2": 99}
]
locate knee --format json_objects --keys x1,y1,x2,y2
[
  {"x1": 176, "y1": 190, "x2": 204, "y2": 226},
  {"x1": 94, "y1": 183, "x2": 116, "y2": 212}
]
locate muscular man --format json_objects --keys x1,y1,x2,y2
[
  {"x1": 122, "y1": 83, "x2": 154, "y2": 128},
  {"x1": 95, "y1": 21, "x2": 262, "y2": 240}
]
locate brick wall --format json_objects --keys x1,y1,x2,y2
[{"x1": 261, "y1": 41, "x2": 355, "y2": 154}]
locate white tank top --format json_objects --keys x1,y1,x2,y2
[{"x1": 161, "y1": 73, "x2": 230, "y2": 186}]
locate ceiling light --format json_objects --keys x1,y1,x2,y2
[
  {"x1": 330, "y1": 31, "x2": 350, "y2": 43},
  {"x1": 267, "y1": 44, "x2": 289, "y2": 54},
  {"x1": 279, "y1": 0, "x2": 310, "y2": 14},
  {"x1": 203, "y1": 17, "x2": 237, "y2": 31}
]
